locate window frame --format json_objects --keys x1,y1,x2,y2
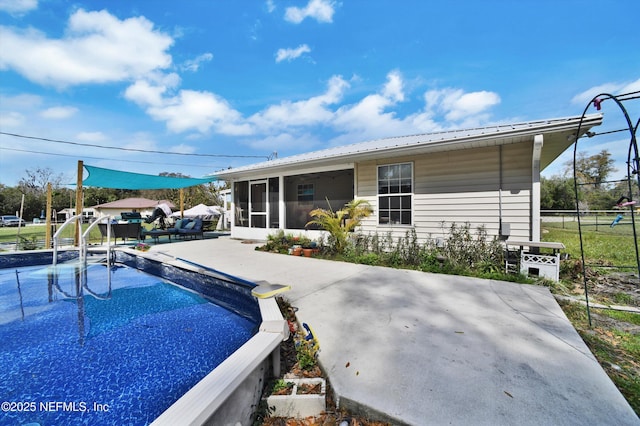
[
  {"x1": 377, "y1": 162, "x2": 414, "y2": 226},
  {"x1": 297, "y1": 183, "x2": 314, "y2": 204}
]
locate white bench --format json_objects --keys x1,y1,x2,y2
[{"x1": 505, "y1": 240, "x2": 565, "y2": 281}]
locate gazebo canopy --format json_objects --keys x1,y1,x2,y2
[{"x1": 170, "y1": 203, "x2": 221, "y2": 219}]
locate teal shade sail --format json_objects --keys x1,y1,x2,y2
[{"x1": 82, "y1": 165, "x2": 217, "y2": 189}]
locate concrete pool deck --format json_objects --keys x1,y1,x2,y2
[{"x1": 155, "y1": 237, "x2": 639, "y2": 425}]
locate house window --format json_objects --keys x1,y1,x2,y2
[
  {"x1": 378, "y1": 163, "x2": 412, "y2": 225},
  {"x1": 297, "y1": 183, "x2": 314, "y2": 203}
]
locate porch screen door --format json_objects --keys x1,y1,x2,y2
[{"x1": 250, "y1": 181, "x2": 267, "y2": 228}]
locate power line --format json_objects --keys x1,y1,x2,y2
[
  {"x1": 0, "y1": 146, "x2": 225, "y2": 169},
  {"x1": 0, "y1": 131, "x2": 270, "y2": 159}
]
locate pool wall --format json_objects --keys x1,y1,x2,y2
[
  {"x1": 0, "y1": 249, "x2": 78, "y2": 268},
  {"x1": 0, "y1": 248, "x2": 289, "y2": 426},
  {"x1": 116, "y1": 251, "x2": 261, "y2": 323}
]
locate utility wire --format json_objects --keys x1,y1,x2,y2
[
  {"x1": 0, "y1": 146, "x2": 224, "y2": 168},
  {"x1": 0, "y1": 131, "x2": 270, "y2": 159},
  {"x1": 586, "y1": 128, "x2": 633, "y2": 137}
]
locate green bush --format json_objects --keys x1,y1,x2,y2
[
  {"x1": 346, "y1": 223, "x2": 506, "y2": 277},
  {"x1": 351, "y1": 252, "x2": 381, "y2": 266},
  {"x1": 260, "y1": 230, "x2": 312, "y2": 253},
  {"x1": 18, "y1": 235, "x2": 40, "y2": 251},
  {"x1": 306, "y1": 198, "x2": 372, "y2": 254}
]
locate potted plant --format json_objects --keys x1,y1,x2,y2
[{"x1": 134, "y1": 242, "x2": 150, "y2": 252}]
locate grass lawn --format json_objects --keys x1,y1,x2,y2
[
  {"x1": 0, "y1": 224, "x2": 102, "y2": 247},
  {"x1": 543, "y1": 221, "x2": 639, "y2": 269},
  {"x1": 0, "y1": 223, "x2": 156, "y2": 249}
]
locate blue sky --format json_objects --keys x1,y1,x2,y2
[{"x1": 1, "y1": 0, "x2": 639, "y2": 187}]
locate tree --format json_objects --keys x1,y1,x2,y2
[
  {"x1": 18, "y1": 167, "x2": 65, "y2": 196},
  {"x1": 541, "y1": 176, "x2": 576, "y2": 210},
  {"x1": 84, "y1": 187, "x2": 122, "y2": 207},
  {"x1": 566, "y1": 150, "x2": 616, "y2": 189},
  {"x1": 141, "y1": 172, "x2": 222, "y2": 208}
]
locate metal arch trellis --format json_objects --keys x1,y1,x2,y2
[{"x1": 572, "y1": 91, "x2": 640, "y2": 327}]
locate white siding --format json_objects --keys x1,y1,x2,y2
[{"x1": 356, "y1": 142, "x2": 533, "y2": 242}]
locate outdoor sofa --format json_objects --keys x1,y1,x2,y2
[
  {"x1": 141, "y1": 218, "x2": 204, "y2": 243},
  {"x1": 98, "y1": 222, "x2": 142, "y2": 244}
]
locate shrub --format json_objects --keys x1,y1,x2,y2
[
  {"x1": 18, "y1": 235, "x2": 40, "y2": 251},
  {"x1": 352, "y1": 252, "x2": 381, "y2": 266},
  {"x1": 261, "y1": 230, "x2": 311, "y2": 253},
  {"x1": 345, "y1": 222, "x2": 506, "y2": 277},
  {"x1": 306, "y1": 199, "x2": 372, "y2": 254},
  {"x1": 440, "y1": 223, "x2": 503, "y2": 272}
]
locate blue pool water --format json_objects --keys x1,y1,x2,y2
[{"x1": 0, "y1": 258, "x2": 259, "y2": 425}]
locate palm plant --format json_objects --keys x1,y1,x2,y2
[{"x1": 306, "y1": 199, "x2": 372, "y2": 254}]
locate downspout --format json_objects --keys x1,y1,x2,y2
[
  {"x1": 531, "y1": 135, "x2": 544, "y2": 242},
  {"x1": 230, "y1": 181, "x2": 235, "y2": 235},
  {"x1": 279, "y1": 175, "x2": 285, "y2": 230},
  {"x1": 498, "y1": 146, "x2": 504, "y2": 239}
]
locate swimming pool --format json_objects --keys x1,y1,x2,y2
[{"x1": 0, "y1": 252, "x2": 261, "y2": 425}]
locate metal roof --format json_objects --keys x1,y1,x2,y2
[{"x1": 214, "y1": 113, "x2": 603, "y2": 179}]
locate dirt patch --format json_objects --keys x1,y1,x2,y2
[
  {"x1": 565, "y1": 262, "x2": 640, "y2": 307},
  {"x1": 590, "y1": 272, "x2": 640, "y2": 306}
]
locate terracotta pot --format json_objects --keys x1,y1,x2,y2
[
  {"x1": 292, "y1": 247, "x2": 302, "y2": 256},
  {"x1": 302, "y1": 248, "x2": 313, "y2": 257}
]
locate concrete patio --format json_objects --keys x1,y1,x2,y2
[{"x1": 155, "y1": 237, "x2": 639, "y2": 425}]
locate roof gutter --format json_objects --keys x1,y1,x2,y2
[{"x1": 214, "y1": 114, "x2": 603, "y2": 180}]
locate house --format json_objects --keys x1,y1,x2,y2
[
  {"x1": 92, "y1": 198, "x2": 175, "y2": 221},
  {"x1": 57, "y1": 207, "x2": 98, "y2": 223},
  {"x1": 214, "y1": 114, "x2": 603, "y2": 243}
]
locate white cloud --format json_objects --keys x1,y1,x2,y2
[
  {"x1": 0, "y1": 0, "x2": 37, "y2": 15},
  {"x1": 76, "y1": 131, "x2": 107, "y2": 142},
  {"x1": 425, "y1": 88, "x2": 500, "y2": 121},
  {"x1": 0, "y1": 9, "x2": 173, "y2": 88},
  {"x1": 40, "y1": 106, "x2": 78, "y2": 119},
  {"x1": 250, "y1": 75, "x2": 349, "y2": 131},
  {"x1": 145, "y1": 89, "x2": 252, "y2": 135},
  {"x1": 0, "y1": 93, "x2": 42, "y2": 109},
  {"x1": 124, "y1": 73, "x2": 181, "y2": 107},
  {"x1": 0, "y1": 111, "x2": 26, "y2": 128},
  {"x1": 181, "y1": 53, "x2": 213, "y2": 72},
  {"x1": 382, "y1": 70, "x2": 404, "y2": 102},
  {"x1": 168, "y1": 143, "x2": 197, "y2": 154},
  {"x1": 285, "y1": 0, "x2": 336, "y2": 24},
  {"x1": 125, "y1": 80, "x2": 167, "y2": 107},
  {"x1": 332, "y1": 71, "x2": 407, "y2": 138},
  {"x1": 275, "y1": 44, "x2": 311, "y2": 63},
  {"x1": 266, "y1": 0, "x2": 276, "y2": 13},
  {"x1": 572, "y1": 78, "x2": 640, "y2": 106},
  {"x1": 243, "y1": 132, "x2": 322, "y2": 152},
  {"x1": 122, "y1": 60, "x2": 500, "y2": 150}
]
